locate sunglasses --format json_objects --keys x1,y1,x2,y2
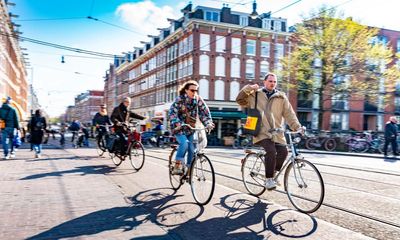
[{"x1": 188, "y1": 89, "x2": 198, "y2": 93}]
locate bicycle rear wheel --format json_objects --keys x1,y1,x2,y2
[
  {"x1": 284, "y1": 159, "x2": 324, "y2": 213},
  {"x1": 190, "y1": 154, "x2": 215, "y2": 205},
  {"x1": 242, "y1": 153, "x2": 266, "y2": 196},
  {"x1": 168, "y1": 149, "x2": 183, "y2": 190},
  {"x1": 110, "y1": 152, "x2": 122, "y2": 166},
  {"x1": 129, "y1": 141, "x2": 145, "y2": 170}
]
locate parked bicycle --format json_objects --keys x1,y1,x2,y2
[
  {"x1": 305, "y1": 131, "x2": 337, "y2": 151},
  {"x1": 168, "y1": 123, "x2": 215, "y2": 205},
  {"x1": 241, "y1": 128, "x2": 325, "y2": 213},
  {"x1": 108, "y1": 121, "x2": 145, "y2": 171},
  {"x1": 232, "y1": 135, "x2": 253, "y2": 149}
]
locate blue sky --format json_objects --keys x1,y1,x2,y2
[{"x1": 11, "y1": 0, "x2": 400, "y2": 117}]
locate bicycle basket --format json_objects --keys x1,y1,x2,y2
[{"x1": 197, "y1": 129, "x2": 208, "y2": 151}]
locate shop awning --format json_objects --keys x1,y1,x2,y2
[{"x1": 211, "y1": 111, "x2": 247, "y2": 120}]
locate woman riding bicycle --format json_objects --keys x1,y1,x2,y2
[
  {"x1": 169, "y1": 80, "x2": 214, "y2": 174},
  {"x1": 92, "y1": 104, "x2": 112, "y2": 139},
  {"x1": 236, "y1": 72, "x2": 303, "y2": 190}
]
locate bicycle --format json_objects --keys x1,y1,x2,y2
[
  {"x1": 109, "y1": 122, "x2": 145, "y2": 171},
  {"x1": 168, "y1": 123, "x2": 216, "y2": 205},
  {"x1": 305, "y1": 131, "x2": 337, "y2": 151},
  {"x1": 232, "y1": 135, "x2": 252, "y2": 149},
  {"x1": 241, "y1": 128, "x2": 325, "y2": 213},
  {"x1": 95, "y1": 124, "x2": 112, "y2": 156}
]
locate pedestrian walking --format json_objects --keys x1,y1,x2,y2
[
  {"x1": 28, "y1": 109, "x2": 47, "y2": 158},
  {"x1": 383, "y1": 116, "x2": 399, "y2": 157},
  {"x1": 0, "y1": 96, "x2": 20, "y2": 159}
]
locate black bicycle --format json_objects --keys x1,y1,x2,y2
[
  {"x1": 168, "y1": 124, "x2": 215, "y2": 205},
  {"x1": 95, "y1": 124, "x2": 111, "y2": 156}
]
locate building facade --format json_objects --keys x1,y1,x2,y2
[
  {"x1": 73, "y1": 90, "x2": 104, "y2": 125},
  {"x1": 0, "y1": 0, "x2": 29, "y2": 122},
  {"x1": 105, "y1": 3, "x2": 291, "y2": 143}
]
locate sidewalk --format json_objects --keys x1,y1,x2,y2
[{"x1": 0, "y1": 143, "x2": 174, "y2": 240}]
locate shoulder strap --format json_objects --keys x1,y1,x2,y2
[{"x1": 254, "y1": 91, "x2": 258, "y2": 109}]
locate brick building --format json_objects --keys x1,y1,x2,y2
[
  {"x1": 104, "y1": 3, "x2": 291, "y2": 143},
  {"x1": 0, "y1": 0, "x2": 29, "y2": 121},
  {"x1": 73, "y1": 90, "x2": 104, "y2": 125}
]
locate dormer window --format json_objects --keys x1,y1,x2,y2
[
  {"x1": 205, "y1": 11, "x2": 219, "y2": 22},
  {"x1": 239, "y1": 16, "x2": 248, "y2": 26}
]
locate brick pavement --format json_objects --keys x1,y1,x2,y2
[{"x1": 0, "y1": 143, "x2": 174, "y2": 240}]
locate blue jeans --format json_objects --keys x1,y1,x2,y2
[
  {"x1": 32, "y1": 144, "x2": 42, "y2": 154},
  {"x1": 175, "y1": 133, "x2": 194, "y2": 165},
  {"x1": 2, "y1": 127, "x2": 15, "y2": 156}
]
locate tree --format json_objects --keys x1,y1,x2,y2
[{"x1": 280, "y1": 6, "x2": 400, "y2": 130}]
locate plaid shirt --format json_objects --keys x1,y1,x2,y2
[{"x1": 168, "y1": 94, "x2": 212, "y2": 135}]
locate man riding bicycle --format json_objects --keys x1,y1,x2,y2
[
  {"x1": 236, "y1": 72, "x2": 303, "y2": 190},
  {"x1": 110, "y1": 97, "x2": 146, "y2": 153}
]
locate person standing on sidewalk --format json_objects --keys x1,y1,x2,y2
[
  {"x1": 0, "y1": 97, "x2": 20, "y2": 159},
  {"x1": 28, "y1": 109, "x2": 47, "y2": 158},
  {"x1": 383, "y1": 116, "x2": 399, "y2": 157},
  {"x1": 236, "y1": 73, "x2": 303, "y2": 190}
]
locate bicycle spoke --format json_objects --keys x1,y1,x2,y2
[
  {"x1": 242, "y1": 153, "x2": 266, "y2": 196},
  {"x1": 190, "y1": 155, "x2": 215, "y2": 205}
]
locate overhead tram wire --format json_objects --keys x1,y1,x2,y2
[
  {"x1": 86, "y1": 16, "x2": 143, "y2": 35},
  {"x1": 0, "y1": 32, "x2": 121, "y2": 58},
  {"x1": 15, "y1": 17, "x2": 86, "y2": 22}
]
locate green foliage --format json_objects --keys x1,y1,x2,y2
[{"x1": 280, "y1": 6, "x2": 400, "y2": 105}]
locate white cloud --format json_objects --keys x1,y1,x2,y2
[{"x1": 116, "y1": 0, "x2": 183, "y2": 36}]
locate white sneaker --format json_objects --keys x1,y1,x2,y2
[
  {"x1": 265, "y1": 178, "x2": 277, "y2": 190},
  {"x1": 37, "y1": 154, "x2": 41, "y2": 158},
  {"x1": 10, "y1": 153, "x2": 15, "y2": 158},
  {"x1": 172, "y1": 163, "x2": 183, "y2": 175},
  {"x1": 3, "y1": 155, "x2": 10, "y2": 160}
]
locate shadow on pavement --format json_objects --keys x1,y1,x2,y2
[
  {"x1": 25, "y1": 188, "x2": 183, "y2": 240},
  {"x1": 26, "y1": 189, "x2": 318, "y2": 239},
  {"x1": 20, "y1": 165, "x2": 116, "y2": 180}
]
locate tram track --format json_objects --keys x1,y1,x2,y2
[{"x1": 145, "y1": 151, "x2": 400, "y2": 231}]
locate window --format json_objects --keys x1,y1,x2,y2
[
  {"x1": 215, "y1": 80, "x2": 225, "y2": 100},
  {"x1": 260, "y1": 61, "x2": 269, "y2": 79},
  {"x1": 199, "y1": 54, "x2": 210, "y2": 75},
  {"x1": 199, "y1": 78, "x2": 209, "y2": 99},
  {"x1": 200, "y1": 34, "x2": 210, "y2": 51},
  {"x1": 231, "y1": 38, "x2": 241, "y2": 54},
  {"x1": 397, "y1": 39, "x2": 400, "y2": 53},
  {"x1": 246, "y1": 39, "x2": 256, "y2": 55},
  {"x1": 330, "y1": 113, "x2": 349, "y2": 130},
  {"x1": 246, "y1": 59, "x2": 255, "y2": 79},
  {"x1": 262, "y1": 19, "x2": 270, "y2": 30},
  {"x1": 216, "y1": 36, "x2": 225, "y2": 52},
  {"x1": 215, "y1": 56, "x2": 225, "y2": 76},
  {"x1": 239, "y1": 16, "x2": 248, "y2": 26},
  {"x1": 261, "y1": 41, "x2": 270, "y2": 57},
  {"x1": 378, "y1": 35, "x2": 388, "y2": 46},
  {"x1": 188, "y1": 34, "x2": 193, "y2": 51},
  {"x1": 205, "y1": 11, "x2": 219, "y2": 22},
  {"x1": 230, "y1": 81, "x2": 240, "y2": 101},
  {"x1": 281, "y1": 21, "x2": 286, "y2": 32},
  {"x1": 188, "y1": 57, "x2": 193, "y2": 75},
  {"x1": 274, "y1": 43, "x2": 284, "y2": 59},
  {"x1": 231, "y1": 57, "x2": 240, "y2": 78}
]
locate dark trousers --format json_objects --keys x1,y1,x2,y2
[
  {"x1": 256, "y1": 139, "x2": 288, "y2": 178},
  {"x1": 384, "y1": 137, "x2": 398, "y2": 155}
]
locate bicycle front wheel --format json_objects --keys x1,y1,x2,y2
[
  {"x1": 96, "y1": 137, "x2": 106, "y2": 156},
  {"x1": 129, "y1": 141, "x2": 145, "y2": 170},
  {"x1": 190, "y1": 154, "x2": 215, "y2": 205},
  {"x1": 168, "y1": 149, "x2": 183, "y2": 190},
  {"x1": 242, "y1": 153, "x2": 266, "y2": 196},
  {"x1": 284, "y1": 159, "x2": 325, "y2": 213}
]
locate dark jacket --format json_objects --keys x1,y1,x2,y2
[
  {"x1": 0, "y1": 103, "x2": 19, "y2": 129},
  {"x1": 111, "y1": 103, "x2": 145, "y2": 132},
  {"x1": 384, "y1": 121, "x2": 398, "y2": 139},
  {"x1": 92, "y1": 112, "x2": 112, "y2": 126},
  {"x1": 28, "y1": 116, "x2": 47, "y2": 144}
]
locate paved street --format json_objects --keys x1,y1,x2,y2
[{"x1": 0, "y1": 141, "x2": 399, "y2": 239}]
